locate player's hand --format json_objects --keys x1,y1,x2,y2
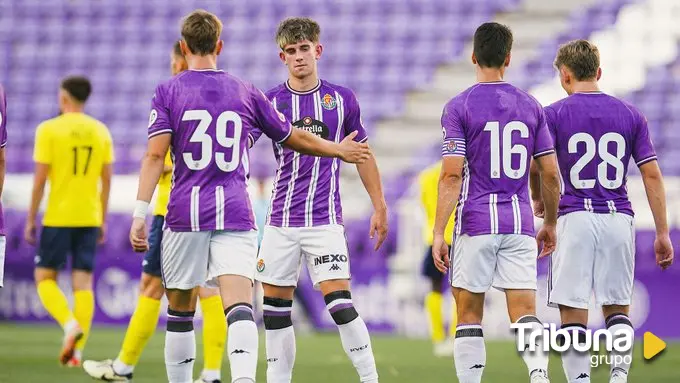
[
  {"x1": 97, "y1": 223, "x2": 107, "y2": 245},
  {"x1": 129, "y1": 217, "x2": 149, "y2": 253},
  {"x1": 536, "y1": 223, "x2": 557, "y2": 258},
  {"x1": 654, "y1": 232, "x2": 674, "y2": 270},
  {"x1": 432, "y1": 234, "x2": 449, "y2": 273},
  {"x1": 369, "y1": 208, "x2": 388, "y2": 250},
  {"x1": 24, "y1": 221, "x2": 37, "y2": 245},
  {"x1": 532, "y1": 199, "x2": 545, "y2": 218},
  {"x1": 337, "y1": 131, "x2": 371, "y2": 164}
]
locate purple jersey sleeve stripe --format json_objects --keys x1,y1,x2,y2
[
  {"x1": 636, "y1": 156, "x2": 657, "y2": 167},
  {"x1": 533, "y1": 149, "x2": 555, "y2": 158},
  {"x1": 442, "y1": 153, "x2": 465, "y2": 157},
  {"x1": 274, "y1": 125, "x2": 293, "y2": 144},
  {"x1": 358, "y1": 136, "x2": 368, "y2": 143},
  {"x1": 148, "y1": 129, "x2": 172, "y2": 138},
  {"x1": 0, "y1": 141, "x2": 6, "y2": 148}
]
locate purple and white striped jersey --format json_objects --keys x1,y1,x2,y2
[
  {"x1": 252, "y1": 80, "x2": 367, "y2": 227},
  {"x1": 0, "y1": 84, "x2": 6, "y2": 235},
  {"x1": 442, "y1": 82, "x2": 555, "y2": 237},
  {"x1": 545, "y1": 92, "x2": 657, "y2": 217},
  {"x1": 148, "y1": 70, "x2": 292, "y2": 232}
]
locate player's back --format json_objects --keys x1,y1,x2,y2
[
  {"x1": 148, "y1": 70, "x2": 291, "y2": 232},
  {"x1": 442, "y1": 82, "x2": 554, "y2": 236},
  {"x1": 34, "y1": 113, "x2": 114, "y2": 227},
  {"x1": 545, "y1": 92, "x2": 656, "y2": 216}
]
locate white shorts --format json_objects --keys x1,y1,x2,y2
[
  {"x1": 450, "y1": 234, "x2": 538, "y2": 293},
  {"x1": 0, "y1": 236, "x2": 5, "y2": 288},
  {"x1": 548, "y1": 212, "x2": 635, "y2": 309},
  {"x1": 254, "y1": 224, "x2": 350, "y2": 288},
  {"x1": 161, "y1": 229, "x2": 258, "y2": 290}
]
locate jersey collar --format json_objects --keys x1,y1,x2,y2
[{"x1": 285, "y1": 79, "x2": 322, "y2": 95}]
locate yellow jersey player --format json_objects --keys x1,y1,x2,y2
[
  {"x1": 25, "y1": 76, "x2": 114, "y2": 366},
  {"x1": 418, "y1": 161, "x2": 457, "y2": 357},
  {"x1": 83, "y1": 42, "x2": 227, "y2": 383}
]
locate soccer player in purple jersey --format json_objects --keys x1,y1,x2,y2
[
  {"x1": 532, "y1": 40, "x2": 674, "y2": 383},
  {"x1": 432, "y1": 23, "x2": 561, "y2": 383},
  {"x1": 252, "y1": 18, "x2": 386, "y2": 383},
  {"x1": 0, "y1": 84, "x2": 6, "y2": 289},
  {"x1": 128, "y1": 10, "x2": 370, "y2": 383}
]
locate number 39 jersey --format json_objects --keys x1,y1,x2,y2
[
  {"x1": 441, "y1": 82, "x2": 555, "y2": 237},
  {"x1": 545, "y1": 92, "x2": 657, "y2": 217},
  {"x1": 148, "y1": 70, "x2": 292, "y2": 232}
]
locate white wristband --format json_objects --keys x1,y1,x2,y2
[{"x1": 132, "y1": 200, "x2": 150, "y2": 219}]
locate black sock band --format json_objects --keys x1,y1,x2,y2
[
  {"x1": 325, "y1": 290, "x2": 358, "y2": 325},
  {"x1": 167, "y1": 309, "x2": 195, "y2": 332},
  {"x1": 225, "y1": 303, "x2": 254, "y2": 325},
  {"x1": 606, "y1": 313, "x2": 632, "y2": 329},
  {"x1": 263, "y1": 296, "x2": 293, "y2": 330}
]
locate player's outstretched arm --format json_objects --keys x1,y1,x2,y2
[
  {"x1": 130, "y1": 134, "x2": 170, "y2": 252},
  {"x1": 639, "y1": 160, "x2": 674, "y2": 270},
  {"x1": 282, "y1": 129, "x2": 370, "y2": 164},
  {"x1": 534, "y1": 153, "x2": 560, "y2": 257},
  {"x1": 356, "y1": 151, "x2": 388, "y2": 250},
  {"x1": 432, "y1": 156, "x2": 464, "y2": 273}
]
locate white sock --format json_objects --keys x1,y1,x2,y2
[
  {"x1": 606, "y1": 314, "x2": 633, "y2": 379},
  {"x1": 515, "y1": 315, "x2": 549, "y2": 377},
  {"x1": 560, "y1": 324, "x2": 591, "y2": 383},
  {"x1": 325, "y1": 291, "x2": 378, "y2": 382},
  {"x1": 201, "y1": 369, "x2": 220, "y2": 382},
  {"x1": 165, "y1": 310, "x2": 196, "y2": 383},
  {"x1": 263, "y1": 297, "x2": 296, "y2": 383},
  {"x1": 226, "y1": 304, "x2": 258, "y2": 383},
  {"x1": 113, "y1": 358, "x2": 134, "y2": 375},
  {"x1": 454, "y1": 324, "x2": 486, "y2": 383}
]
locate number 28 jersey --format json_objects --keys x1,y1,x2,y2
[
  {"x1": 545, "y1": 92, "x2": 657, "y2": 217},
  {"x1": 148, "y1": 70, "x2": 292, "y2": 232},
  {"x1": 441, "y1": 82, "x2": 555, "y2": 237}
]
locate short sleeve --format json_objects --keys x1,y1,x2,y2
[
  {"x1": 252, "y1": 88, "x2": 292, "y2": 143},
  {"x1": 342, "y1": 90, "x2": 368, "y2": 142},
  {"x1": 632, "y1": 110, "x2": 657, "y2": 167},
  {"x1": 148, "y1": 84, "x2": 172, "y2": 139},
  {"x1": 543, "y1": 105, "x2": 558, "y2": 143},
  {"x1": 33, "y1": 123, "x2": 52, "y2": 164},
  {"x1": 0, "y1": 89, "x2": 7, "y2": 148},
  {"x1": 533, "y1": 107, "x2": 555, "y2": 158},
  {"x1": 102, "y1": 127, "x2": 115, "y2": 164},
  {"x1": 441, "y1": 102, "x2": 466, "y2": 157}
]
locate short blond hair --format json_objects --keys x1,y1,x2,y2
[
  {"x1": 554, "y1": 39, "x2": 600, "y2": 81},
  {"x1": 181, "y1": 9, "x2": 223, "y2": 55},
  {"x1": 275, "y1": 17, "x2": 320, "y2": 50}
]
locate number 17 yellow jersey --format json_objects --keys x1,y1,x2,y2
[{"x1": 33, "y1": 112, "x2": 115, "y2": 227}]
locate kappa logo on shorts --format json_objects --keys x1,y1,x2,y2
[
  {"x1": 329, "y1": 264, "x2": 341, "y2": 272},
  {"x1": 256, "y1": 259, "x2": 265, "y2": 272},
  {"x1": 314, "y1": 254, "x2": 348, "y2": 266}
]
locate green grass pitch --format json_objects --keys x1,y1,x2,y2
[{"x1": 0, "y1": 323, "x2": 677, "y2": 382}]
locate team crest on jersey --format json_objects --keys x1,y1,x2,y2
[
  {"x1": 148, "y1": 109, "x2": 158, "y2": 128},
  {"x1": 321, "y1": 93, "x2": 336, "y2": 110},
  {"x1": 256, "y1": 259, "x2": 265, "y2": 272}
]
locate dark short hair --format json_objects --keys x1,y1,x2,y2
[
  {"x1": 276, "y1": 17, "x2": 321, "y2": 50},
  {"x1": 181, "y1": 9, "x2": 223, "y2": 56},
  {"x1": 61, "y1": 76, "x2": 92, "y2": 103},
  {"x1": 554, "y1": 40, "x2": 600, "y2": 81},
  {"x1": 173, "y1": 40, "x2": 183, "y2": 57},
  {"x1": 473, "y1": 22, "x2": 513, "y2": 69}
]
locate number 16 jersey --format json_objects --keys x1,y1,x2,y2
[
  {"x1": 544, "y1": 92, "x2": 657, "y2": 217},
  {"x1": 148, "y1": 70, "x2": 292, "y2": 232},
  {"x1": 441, "y1": 82, "x2": 555, "y2": 237}
]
